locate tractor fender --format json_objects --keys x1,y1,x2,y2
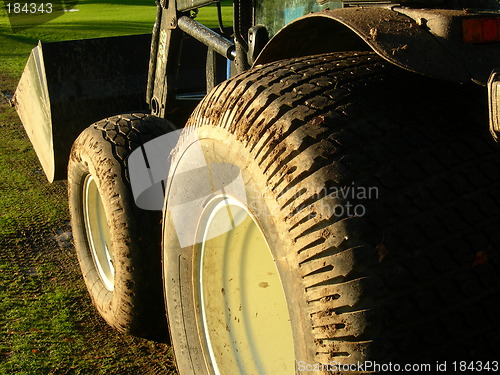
[{"x1": 254, "y1": 7, "x2": 471, "y2": 83}]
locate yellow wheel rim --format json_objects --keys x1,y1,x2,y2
[
  {"x1": 83, "y1": 175, "x2": 114, "y2": 291},
  {"x1": 196, "y1": 196, "x2": 295, "y2": 374}
]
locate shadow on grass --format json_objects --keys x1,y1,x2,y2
[
  {"x1": 0, "y1": 20, "x2": 152, "y2": 44},
  {"x1": 0, "y1": 32, "x2": 39, "y2": 46},
  {"x1": 78, "y1": 0, "x2": 156, "y2": 5},
  {"x1": 76, "y1": 0, "x2": 229, "y2": 6},
  {"x1": 49, "y1": 20, "x2": 154, "y2": 33}
]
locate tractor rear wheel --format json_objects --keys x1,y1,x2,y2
[
  {"x1": 68, "y1": 113, "x2": 174, "y2": 340},
  {"x1": 162, "y1": 52, "x2": 500, "y2": 373}
]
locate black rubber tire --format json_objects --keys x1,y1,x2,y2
[
  {"x1": 163, "y1": 52, "x2": 500, "y2": 373},
  {"x1": 68, "y1": 113, "x2": 175, "y2": 340}
]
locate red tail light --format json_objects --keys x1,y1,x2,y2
[{"x1": 463, "y1": 17, "x2": 500, "y2": 44}]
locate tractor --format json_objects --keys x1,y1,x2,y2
[{"x1": 14, "y1": 0, "x2": 500, "y2": 373}]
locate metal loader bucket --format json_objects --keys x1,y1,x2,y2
[{"x1": 13, "y1": 34, "x2": 152, "y2": 182}]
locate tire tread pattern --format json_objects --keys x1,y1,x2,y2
[
  {"x1": 183, "y1": 52, "x2": 500, "y2": 370},
  {"x1": 69, "y1": 113, "x2": 173, "y2": 340}
]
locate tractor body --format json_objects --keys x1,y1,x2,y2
[{"x1": 13, "y1": 1, "x2": 500, "y2": 182}]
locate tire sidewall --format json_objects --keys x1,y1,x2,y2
[
  {"x1": 69, "y1": 126, "x2": 139, "y2": 331},
  {"x1": 163, "y1": 126, "x2": 316, "y2": 374}
]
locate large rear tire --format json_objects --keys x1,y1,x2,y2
[
  {"x1": 162, "y1": 52, "x2": 500, "y2": 373},
  {"x1": 68, "y1": 113, "x2": 175, "y2": 340}
]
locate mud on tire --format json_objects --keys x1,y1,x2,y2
[
  {"x1": 163, "y1": 52, "x2": 500, "y2": 373},
  {"x1": 68, "y1": 113, "x2": 175, "y2": 340}
]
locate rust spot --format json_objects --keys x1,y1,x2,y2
[
  {"x1": 310, "y1": 115, "x2": 325, "y2": 126},
  {"x1": 259, "y1": 282, "x2": 269, "y2": 288},
  {"x1": 472, "y1": 250, "x2": 488, "y2": 267}
]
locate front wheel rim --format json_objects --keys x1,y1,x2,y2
[
  {"x1": 196, "y1": 196, "x2": 295, "y2": 374},
  {"x1": 83, "y1": 174, "x2": 114, "y2": 291}
]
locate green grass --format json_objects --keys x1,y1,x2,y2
[
  {"x1": 0, "y1": 1, "x2": 230, "y2": 373},
  {"x1": 0, "y1": 0, "x2": 232, "y2": 80},
  {"x1": 0, "y1": 0, "x2": 234, "y2": 234},
  {"x1": 0, "y1": 254, "x2": 176, "y2": 374},
  {"x1": 0, "y1": 0, "x2": 157, "y2": 79},
  {"x1": 0, "y1": 267, "x2": 85, "y2": 374},
  {"x1": 195, "y1": 0, "x2": 233, "y2": 29},
  {"x1": 0, "y1": 97, "x2": 176, "y2": 375},
  {"x1": 0, "y1": 121, "x2": 69, "y2": 238}
]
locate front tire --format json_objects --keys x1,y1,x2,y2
[
  {"x1": 68, "y1": 113, "x2": 175, "y2": 339},
  {"x1": 163, "y1": 52, "x2": 500, "y2": 373}
]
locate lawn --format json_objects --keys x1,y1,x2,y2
[
  {"x1": 0, "y1": 0, "x2": 232, "y2": 79},
  {"x1": 1, "y1": 1, "x2": 156, "y2": 79},
  {"x1": 0, "y1": 1, "x2": 231, "y2": 373}
]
